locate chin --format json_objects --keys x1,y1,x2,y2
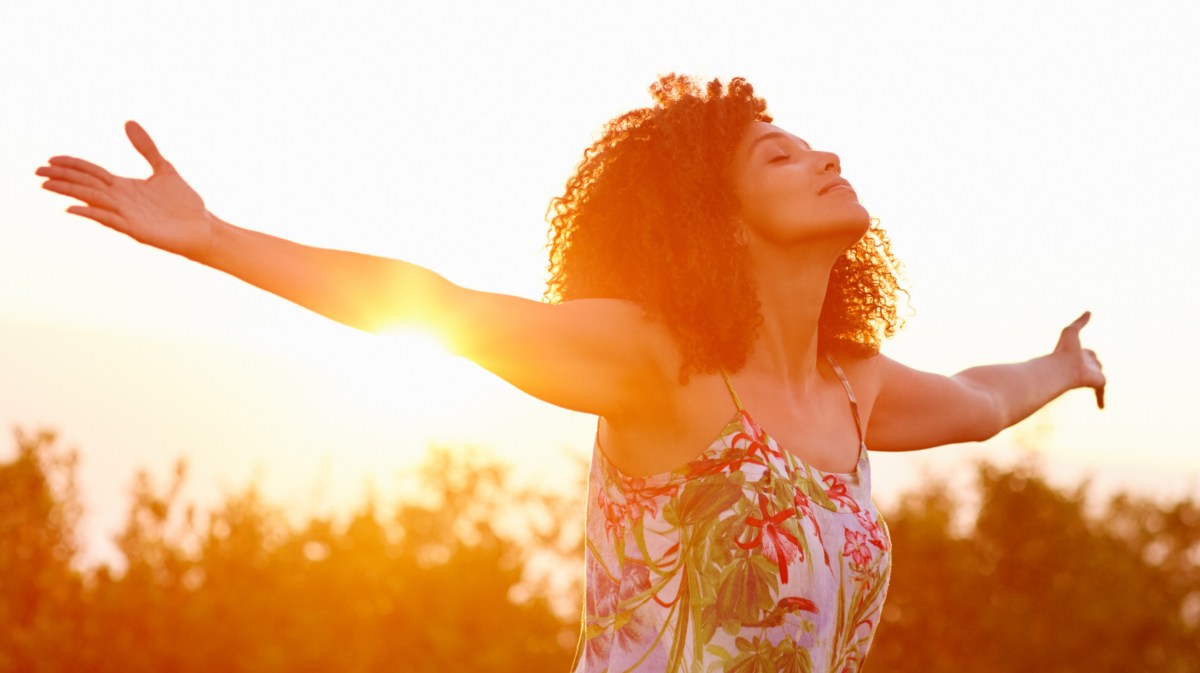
[
  {"x1": 755, "y1": 206, "x2": 872, "y2": 248},
  {"x1": 820, "y1": 210, "x2": 872, "y2": 248}
]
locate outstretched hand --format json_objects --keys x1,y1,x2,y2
[
  {"x1": 1055, "y1": 311, "x2": 1106, "y2": 409},
  {"x1": 37, "y1": 122, "x2": 214, "y2": 260}
]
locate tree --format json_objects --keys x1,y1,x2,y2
[
  {"x1": 2, "y1": 437, "x2": 581, "y2": 673},
  {"x1": 0, "y1": 429, "x2": 85, "y2": 673},
  {"x1": 868, "y1": 459, "x2": 1200, "y2": 673},
  {"x1": 4, "y1": 427, "x2": 1197, "y2": 672}
]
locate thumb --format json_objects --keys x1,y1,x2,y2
[
  {"x1": 125, "y1": 121, "x2": 174, "y2": 173},
  {"x1": 1059, "y1": 311, "x2": 1091, "y2": 341},
  {"x1": 1065, "y1": 311, "x2": 1091, "y2": 333}
]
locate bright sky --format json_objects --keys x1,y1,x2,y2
[{"x1": 3, "y1": 1, "x2": 1198, "y2": 567}]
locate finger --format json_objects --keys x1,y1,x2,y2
[
  {"x1": 41, "y1": 179, "x2": 118, "y2": 211},
  {"x1": 125, "y1": 121, "x2": 174, "y2": 173},
  {"x1": 1095, "y1": 385, "x2": 1105, "y2": 410},
  {"x1": 36, "y1": 165, "x2": 108, "y2": 190},
  {"x1": 47, "y1": 156, "x2": 116, "y2": 185},
  {"x1": 66, "y1": 205, "x2": 128, "y2": 231},
  {"x1": 1063, "y1": 311, "x2": 1091, "y2": 334}
]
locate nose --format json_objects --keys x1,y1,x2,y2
[{"x1": 817, "y1": 151, "x2": 841, "y2": 174}]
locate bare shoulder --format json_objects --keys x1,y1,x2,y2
[
  {"x1": 827, "y1": 350, "x2": 888, "y2": 402},
  {"x1": 838, "y1": 351, "x2": 961, "y2": 408}
]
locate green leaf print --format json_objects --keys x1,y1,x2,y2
[
  {"x1": 772, "y1": 639, "x2": 813, "y2": 673},
  {"x1": 704, "y1": 644, "x2": 735, "y2": 673},
  {"x1": 724, "y1": 635, "x2": 777, "y2": 673},
  {"x1": 715, "y1": 555, "x2": 777, "y2": 631},
  {"x1": 717, "y1": 635, "x2": 814, "y2": 673},
  {"x1": 708, "y1": 514, "x2": 744, "y2": 566},
  {"x1": 667, "y1": 474, "x2": 744, "y2": 527},
  {"x1": 794, "y1": 469, "x2": 836, "y2": 511}
]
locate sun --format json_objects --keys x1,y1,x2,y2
[
  {"x1": 272, "y1": 321, "x2": 472, "y2": 436},
  {"x1": 332, "y1": 326, "x2": 468, "y2": 410}
]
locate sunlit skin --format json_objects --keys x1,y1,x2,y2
[{"x1": 36, "y1": 120, "x2": 1105, "y2": 481}]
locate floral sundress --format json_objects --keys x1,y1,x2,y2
[{"x1": 572, "y1": 356, "x2": 891, "y2": 673}]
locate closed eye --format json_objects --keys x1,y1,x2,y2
[{"x1": 768, "y1": 154, "x2": 791, "y2": 164}]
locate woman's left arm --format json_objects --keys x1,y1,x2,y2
[{"x1": 864, "y1": 312, "x2": 1105, "y2": 452}]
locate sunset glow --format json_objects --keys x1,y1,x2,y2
[{"x1": 2, "y1": 0, "x2": 1197, "y2": 574}]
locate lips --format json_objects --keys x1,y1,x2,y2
[{"x1": 818, "y1": 177, "x2": 854, "y2": 196}]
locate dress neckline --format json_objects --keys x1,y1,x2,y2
[
  {"x1": 736, "y1": 407, "x2": 866, "y2": 478},
  {"x1": 596, "y1": 406, "x2": 866, "y2": 488},
  {"x1": 719, "y1": 353, "x2": 864, "y2": 444},
  {"x1": 717, "y1": 353, "x2": 865, "y2": 475},
  {"x1": 596, "y1": 353, "x2": 868, "y2": 486}
]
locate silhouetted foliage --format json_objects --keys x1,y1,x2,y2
[
  {"x1": 0, "y1": 430, "x2": 579, "y2": 673},
  {"x1": 1, "y1": 428, "x2": 1197, "y2": 672},
  {"x1": 0, "y1": 429, "x2": 84, "y2": 673},
  {"x1": 867, "y1": 461, "x2": 1200, "y2": 673}
]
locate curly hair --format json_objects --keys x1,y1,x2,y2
[{"x1": 545, "y1": 74, "x2": 904, "y2": 378}]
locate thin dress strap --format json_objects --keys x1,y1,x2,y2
[
  {"x1": 824, "y1": 353, "x2": 864, "y2": 445},
  {"x1": 718, "y1": 369, "x2": 746, "y2": 412}
]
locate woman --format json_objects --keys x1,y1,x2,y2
[{"x1": 38, "y1": 75, "x2": 1103, "y2": 672}]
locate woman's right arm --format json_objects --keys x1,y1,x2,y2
[{"x1": 38, "y1": 122, "x2": 675, "y2": 418}]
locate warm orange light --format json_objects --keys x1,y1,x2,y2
[{"x1": 330, "y1": 326, "x2": 463, "y2": 415}]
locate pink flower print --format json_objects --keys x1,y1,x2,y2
[
  {"x1": 685, "y1": 455, "x2": 729, "y2": 479},
  {"x1": 584, "y1": 562, "x2": 659, "y2": 663},
  {"x1": 854, "y1": 509, "x2": 889, "y2": 552},
  {"x1": 619, "y1": 477, "x2": 676, "y2": 521},
  {"x1": 596, "y1": 479, "x2": 677, "y2": 544},
  {"x1": 596, "y1": 489, "x2": 629, "y2": 543},
  {"x1": 794, "y1": 489, "x2": 831, "y2": 567},
  {"x1": 587, "y1": 561, "x2": 621, "y2": 619},
  {"x1": 737, "y1": 408, "x2": 764, "y2": 438},
  {"x1": 726, "y1": 410, "x2": 783, "y2": 469},
  {"x1": 613, "y1": 562, "x2": 657, "y2": 648},
  {"x1": 793, "y1": 489, "x2": 811, "y2": 517},
  {"x1": 778, "y1": 596, "x2": 819, "y2": 615},
  {"x1": 583, "y1": 567, "x2": 620, "y2": 662},
  {"x1": 843, "y1": 529, "x2": 872, "y2": 568},
  {"x1": 618, "y1": 561, "x2": 651, "y2": 602},
  {"x1": 746, "y1": 595, "x2": 820, "y2": 628},
  {"x1": 736, "y1": 493, "x2": 803, "y2": 582},
  {"x1": 823, "y1": 474, "x2": 861, "y2": 513}
]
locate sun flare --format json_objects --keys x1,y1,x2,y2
[{"x1": 335, "y1": 327, "x2": 464, "y2": 409}]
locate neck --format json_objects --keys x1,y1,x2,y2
[{"x1": 743, "y1": 240, "x2": 841, "y2": 387}]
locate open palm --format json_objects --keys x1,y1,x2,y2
[{"x1": 38, "y1": 121, "x2": 214, "y2": 260}]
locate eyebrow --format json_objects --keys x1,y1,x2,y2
[{"x1": 747, "y1": 131, "x2": 811, "y2": 155}]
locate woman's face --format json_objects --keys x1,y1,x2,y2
[{"x1": 730, "y1": 121, "x2": 870, "y2": 248}]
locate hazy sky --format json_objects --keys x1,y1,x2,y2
[{"x1": 3, "y1": 0, "x2": 1198, "y2": 566}]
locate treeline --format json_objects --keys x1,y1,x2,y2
[{"x1": 1, "y1": 428, "x2": 1197, "y2": 672}]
